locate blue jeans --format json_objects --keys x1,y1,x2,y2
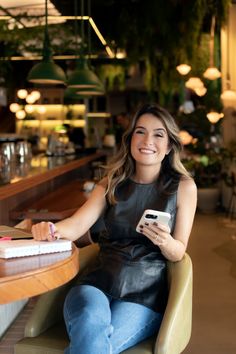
[{"x1": 63, "y1": 285, "x2": 163, "y2": 354}]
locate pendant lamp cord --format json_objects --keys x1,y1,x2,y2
[
  {"x1": 43, "y1": 0, "x2": 52, "y2": 61},
  {"x1": 81, "y1": 0, "x2": 85, "y2": 56},
  {"x1": 209, "y1": 15, "x2": 215, "y2": 67},
  {"x1": 88, "y1": 0, "x2": 91, "y2": 66},
  {"x1": 74, "y1": 0, "x2": 78, "y2": 59},
  {"x1": 226, "y1": 9, "x2": 230, "y2": 86}
]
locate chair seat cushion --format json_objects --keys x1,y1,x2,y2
[{"x1": 15, "y1": 321, "x2": 155, "y2": 354}]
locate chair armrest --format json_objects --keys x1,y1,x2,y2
[
  {"x1": 154, "y1": 253, "x2": 193, "y2": 354},
  {"x1": 24, "y1": 243, "x2": 99, "y2": 337}
]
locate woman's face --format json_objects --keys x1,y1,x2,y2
[{"x1": 130, "y1": 113, "x2": 171, "y2": 168}]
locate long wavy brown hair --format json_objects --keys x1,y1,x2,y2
[{"x1": 103, "y1": 103, "x2": 191, "y2": 204}]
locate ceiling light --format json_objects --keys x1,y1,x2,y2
[
  {"x1": 25, "y1": 105, "x2": 34, "y2": 114},
  {"x1": 185, "y1": 77, "x2": 204, "y2": 90},
  {"x1": 220, "y1": 14, "x2": 236, "y2": 105},
  {"x1": 203, "y1": 67, "x2": 221, "y2": 80},
  {"x1": 221, "y1": 88, "x2": 236, "y2": 100},
  {"x1": 67, "y1": 0, "x2": 103, "y2": 90},
  {"x1": 27, "y1": 0, "x2": 66, "y2": 85},
  {"x1": 9, "y1": 103, "x2": 20, "y2": 112},
  {"x1": 15, "y1": 109, "x2": 26, "y2": 119},
  {"x1": 176, "y1": 64, "x2": 191, "y2": 76},
  {"x1": 194, "y1": 86, "x2": 207, "y2": 96},
  {"x1": 206, "y1": 111, "x2": 224, "y2": 124},
  {"x1": 204, "y1": 16, "x2": 221, "y2": 80},
  {"x1": 17, "y1": 89, "x2": 28, "y2": 99}
]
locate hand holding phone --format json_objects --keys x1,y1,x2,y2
[{"x1": 136, "y1": 209, "x2": 171, "y2": 233}]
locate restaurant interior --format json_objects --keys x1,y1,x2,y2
[{"x1": 0, "y1": 1, "x2": 236, "y2": 353}]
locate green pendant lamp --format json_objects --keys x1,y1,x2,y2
[
  {"x1": 67, "y1": 0, "x2": 103, "y2": 90},
  {"x1": 27, "y1": 0, "x2": 66, "y2": 85},
  {"x1": 67, "y1": 57, "x2": 103, "y2": 88},
  {"x1": 76, "y1": 83, "x2": 105, "y2": 96},
  {"x1": 74, "y1": 0, "x2": 105, "y2": 95}
]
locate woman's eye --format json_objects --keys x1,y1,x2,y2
[
  {"x1": 135, "y1": 129, "x2": 145, "y2": 134},
  {"x1": 154, "y1": 133, "x2": 164, "y2": 138}
]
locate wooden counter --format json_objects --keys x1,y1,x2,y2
[{"x1": 0, "y1": 151, "x2": 105, "y2": 225}]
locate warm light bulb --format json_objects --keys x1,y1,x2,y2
[
  {"x1": 17, "y1": 89, "x2": 28, "y2": 99},
  {"x1": 25, "y1": 105, "x2": 34, "y2": 114},
  {"x1": 37, "y1": 105, "x2": 46, "y2": 114},
  {"x1": 195, "y1": 86, "x2": 207, "y2": 96},
  {"x1": 203, "y1": 67, "x2": 221, "y2": 80},
  {"x1": 116, "y1": 49, "x2": 127, "y2": 59},
  {"x1": 26, "y1": 94, "x2": 36, "y2": 104},
  {"x1": 30, "y1": 90, "x2": 41, "y2": 101},
  {"x1": 179, "y1": 130, "x2": 193, "y2": 145},
  {"x1": 206, "y1": 111, "x2": 224, "y2": 123},
  {"x1": 9, "y1": 103, "x2": 20, "y2": 113},
  {"x1": 185, "y1": 77, "x2": 204, "y2": 90},
  {"x1": 176, "y1": 64, "x2": 191, "y2": 76},
  {"x1": 15, "y1": 110, "x2": 26, "y2": 119},
  {"x1": 221, "y1": 90, "x2": 236, "y2": 100}
]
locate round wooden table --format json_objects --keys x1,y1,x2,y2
[{"x1": 0, "y1": 243, "x2": 79, "y2": 304}]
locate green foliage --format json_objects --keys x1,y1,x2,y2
[
  {"x1": 183, "y1": 149, "x2": 225, "y2": 187},
  {"x1": 97, "y1": 64, "x2": 126, "y2": 91}
]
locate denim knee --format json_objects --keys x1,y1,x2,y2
[{"x1": 63, "y1": 285, "x2": 113, "y2": 354}]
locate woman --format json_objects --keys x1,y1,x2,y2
[{"x1": 32, "y1": 103, "x2": 197, "y2": 354}]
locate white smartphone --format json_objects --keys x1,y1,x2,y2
[{"x1": 136, "y1": 209, "x2": 171, "y2": 233}]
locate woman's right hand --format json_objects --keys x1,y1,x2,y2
[{"x1": 31, "y1": 221, "x2": 61, "y2": 241}]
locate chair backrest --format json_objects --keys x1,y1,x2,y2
[{"x1": 154, "y1": 253, "x2": 193, "y2": 354}]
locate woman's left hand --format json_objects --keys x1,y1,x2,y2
[{"x1": 139, "y1": 221, "x2": 172, "y2": 247}]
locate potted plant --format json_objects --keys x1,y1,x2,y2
[{"x1": 183, "y1": 149, "x2": 225, "y2": 213}]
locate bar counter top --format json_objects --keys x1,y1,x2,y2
[{"x1": 0, "y1": 151, "x2": 105, "y2": 201}]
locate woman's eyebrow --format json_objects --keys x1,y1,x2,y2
[
  {"x1": 134, "y1": 126, "x2": 167, "y2": 133},
  {"x1": 154, "y1": 128, "x2": 166, "y2": 133}
]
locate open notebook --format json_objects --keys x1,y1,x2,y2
[{"x1": 0, "y1": 225, "x2": 72, "y2": 259}]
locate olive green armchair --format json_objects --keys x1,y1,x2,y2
[{"x1": 15, "y1": 243, "x2": 193, "y2": 354}]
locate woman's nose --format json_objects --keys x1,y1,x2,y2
[{"x1": 143, "y1": 134, "x2": 154, "y2": 145}]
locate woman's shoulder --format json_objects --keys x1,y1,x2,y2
[
  {"x1": 97, "y1": 176, "x2": 108, "y2": 189},
  {"x1": 179, "y1": 175, "x2": 197, "y2": 194}
]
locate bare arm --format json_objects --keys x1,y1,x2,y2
[
  {"x1": 31, "y1": 182, "x2": 107, "y2": 242},
  {"x1": 141, "y1": 178, "x2": 197, "y2": 262}
]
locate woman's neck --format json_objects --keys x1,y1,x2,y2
[{"x1": 132, "y1": 165, "x2": 161, "y2": 184}]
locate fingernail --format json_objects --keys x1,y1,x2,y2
[
  {"x1": 153, "y1": 222, "x2": 158, "y2": 226},
  {"x1": 144, "y1": 222, "x2": 149, "y2": 226},
  {"x1": 139, "y1": 224, "x2": 143, "y2": 228}
]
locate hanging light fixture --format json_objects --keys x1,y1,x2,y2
[
  {"x1": 203, "y1": 16, "x2": 221, "y2": 80},
  {"x1": 206, "y1": 111, "x2": 224, "y2": 124},
  {"x1": 220, "y1": 11, "x2": 236, "y2": 103},
  {"x1": 176, "y1": 64, "x2": 191, "y2": 76},
  {"x1": 67, "y1": 0, "x2": 103, "y2": 89},
  {"x1": 194, "y1": 86, "x2": 207, "y2": 97},
  {"x1": 75, "y1": 0, "x2": 105, "y2": 95},
  {"x1": 185, "y1": 77, "x2": 204, "y2": 91},
  {"x1": 27, "y1": 0, "x2": 66, "y2": 85}
]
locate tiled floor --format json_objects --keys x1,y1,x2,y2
[
  {"x1": 183, "y1": 213, "x2": 236, "y2": 354},
  {"x1": 0, "y1": 212, "x2": 236, "y2": 353},
  {"x1": 0, "y1": 298, "x2": 36, "y2": 354}
]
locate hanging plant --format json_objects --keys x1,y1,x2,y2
[{"x1": 97, "y1": 64, "x2": 126, "y2": 91}]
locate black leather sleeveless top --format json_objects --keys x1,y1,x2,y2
[{"x1": 80, "y1": 178, "x2": 179, "y2": 313}]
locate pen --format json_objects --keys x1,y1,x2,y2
[
  {"x1": 49, "y1": 223, "x2": 55, "y2": 238},
  {"x1": 49, "y1": 223, "x2": 59, "y2": 240}
]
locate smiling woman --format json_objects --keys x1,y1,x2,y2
[{"x1": 31, "y1": 103, "x2": 197, "y2": 353}]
